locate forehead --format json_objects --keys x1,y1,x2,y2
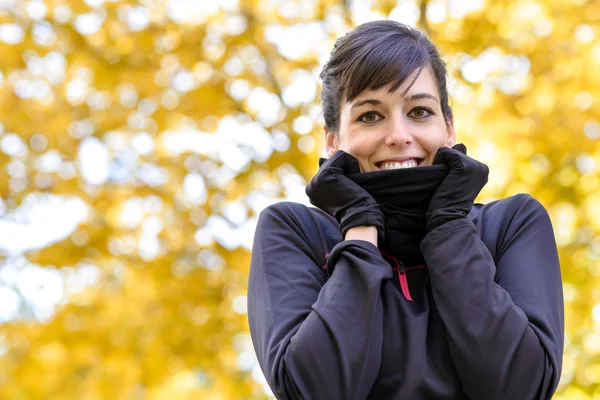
[{"x1": 352, "y1": 66, "x2": 439, "y2": 101}]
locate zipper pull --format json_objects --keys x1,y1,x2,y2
[{"x1": 397, "y1": 262, "x2": 413, "y2": 302}]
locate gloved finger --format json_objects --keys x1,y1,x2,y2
[
  {"x1": 318, "y1": 150, "x2": 347, "y2": 169},
  {"x1": 320, "y1": 150, "x2": 361, "y2": 174},
  {"x1": 432, "y1": 143, "x2": 470, "y2": 167},
  {"x1": 432, "y1": 146, "x2": 460, "y2": 166},
  {"x1": 452, "y1": 143, "x2": 467, "y2": 155}
]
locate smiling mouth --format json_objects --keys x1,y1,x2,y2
[{"x1": 376, "y1": 158, "x2": 424, "y2": 170}]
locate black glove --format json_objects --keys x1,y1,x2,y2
[
  {"x1": 306, "y1": 150, "x2": 385, "y2": 241},
  {"x1": 426, "y1": 144, "x2": 489, "y2": 232}
]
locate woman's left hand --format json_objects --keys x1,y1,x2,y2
[{"x1": 425, "y1": 143, "x2": 489, "y2": 232}]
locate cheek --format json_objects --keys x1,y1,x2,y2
[
  {"x1": 414, "y1": 132, "x2": 449, "y2": 165},
  {"x1": 345, "y1": 139, "x2": 380, "y2": 164},
  {"x1": 418, "y1": 130, "x2": 449, "y2": 153},
  {"x1": 340, "y1": 129, "x2": 380, "y2": 156},
  {"x1": 337, "y1": 131, "x2": 381, "y2": 172}
]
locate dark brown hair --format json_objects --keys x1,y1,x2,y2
[{"x1": 319, "y1": 20, "x2": 453, "y2": 133}]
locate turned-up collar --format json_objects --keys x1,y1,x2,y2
[{"x1": 347, "y1": 164, "x2": 449, "y2": 264}]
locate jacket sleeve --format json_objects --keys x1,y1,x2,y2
[
  {"x1": 247, "y1": 202, "x2": 393, "y2": 400},
  {"x1": 420, "y1": 194, "x2": 564, "y2": 400}
]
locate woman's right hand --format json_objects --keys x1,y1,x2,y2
[{"x1": 305, "y1": 150, "x2": 385, "y2": 242}]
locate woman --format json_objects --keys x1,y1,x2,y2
[{"x1": 247, "y1": 20, "x2": 563, "y2": 400}]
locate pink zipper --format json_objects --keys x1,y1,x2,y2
[
  {"x1": 321, "y1": 253, "x2": 330, "y2": 271},
  {"x1": 323, "y1": 250, "x2": 425, "y2": 302},
  {"x1": 397, "y1": 262, "x2": 413, "y2": 301},
  {"x1": 380, "y1": 250, "x2": 425, "y2": 302}
]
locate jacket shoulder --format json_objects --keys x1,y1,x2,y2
[
  {"x1": 251, "y1": 201, "x2": 340, "y2": 281},
  {"x1": 257, "y1": 201, "x2": 339, "y2": 243},
  {"x1": 258, "y1": 201, "x2": 334, "y2": 226},
  {"x1": 470, "y1": 193, "x2": 550, "y2": 261},
  {"x1": 258, "y1": 200, "x2": 309, "y2": 219},
  {"x1": 471, "y1": 193, "x2": 548, "y2": 223}
]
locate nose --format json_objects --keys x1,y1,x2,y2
[{"x1": 384, "y1": 112, "x2": 413, "y2": 147}]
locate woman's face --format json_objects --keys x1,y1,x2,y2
[{"x1": 325, "y1": 65, "x2": 455, "y2": 172}]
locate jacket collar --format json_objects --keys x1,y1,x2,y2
[{"x1": 347, "y1": 164, "x2": 448, "y2": 265}]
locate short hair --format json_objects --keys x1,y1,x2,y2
[{"x1": 319, "y1": 20, "x2": 453, "y2": 133}]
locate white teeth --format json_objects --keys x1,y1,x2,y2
[{"x1": 379, "y1": 160, "x2": 418, "y2": 170}]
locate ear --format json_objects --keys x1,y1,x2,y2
[
  {"x1": 324, "y1": 125, "x2": 339, "y2": 157},
  {"x1": 445, "y1": 116, "x2": 456, "y2": 147}
]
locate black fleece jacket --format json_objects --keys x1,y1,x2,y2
[{"x1": 247, "y1": 193, "x2": 564, "y2": 399}]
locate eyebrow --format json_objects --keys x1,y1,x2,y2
[
  {"x1": 351, "y1": 93, "x2": 439, "y2": 110},
  {"x1": 405, "y1": 93, "x2": 439, "y2": 103}
]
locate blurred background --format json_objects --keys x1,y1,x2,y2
[{"x1": 0, "y1": 0, "x2": 597, "y2": 398}]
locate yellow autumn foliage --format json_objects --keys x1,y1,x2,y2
[{"x1": 0, "y1": 0, "x2": 597, "y2": 398}]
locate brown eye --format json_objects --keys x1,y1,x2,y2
[
  {"x1": 409, "y1": 107, "x2": 434, "y2": 119},
  {"x1": 358, "y1": 112, "x2": 383, "y2": 123}
]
